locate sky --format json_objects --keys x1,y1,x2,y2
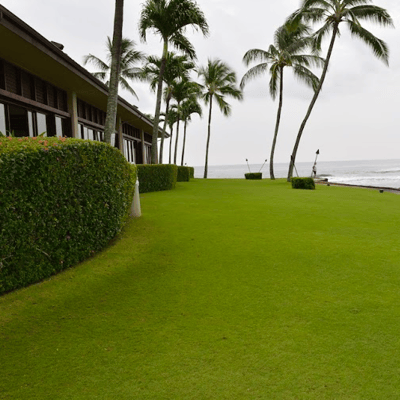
[{"x1": 2, "y1": 0, "x2": 400, "y2": 167}]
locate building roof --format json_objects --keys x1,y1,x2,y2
[{"x1": 0, "y1": 5, "x2": 159, "y2": 135}]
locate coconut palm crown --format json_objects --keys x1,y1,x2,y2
[
  {"x1": 241, "y1": 22, "x2": 324, "y2": 179},
  {"x1": 198, "y1": 59, "x2": 243, "y2": 179},
  {"x1": 141, "y1": 52, "x2": 195, "y2": 162},
  {"x1": 83, "y1": 37, "x2": 145, "y2": 100},
  {"x1": 139, "y1": 0, "x2": 209, "y2": 163},
  {"x1": 287, "y1": 0, "x2": 393, "y2": 181}
]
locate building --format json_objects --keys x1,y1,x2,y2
[{"x1": 0, "y1": 5, "x2": 156, "y2": 164}]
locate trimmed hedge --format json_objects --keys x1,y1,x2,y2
[
  {"x1": 291, "y1": 177, "x2": 315, "y2": 190},
  {"x1": 136, "y1": 164, "x2": 178, "y2": 193},
  {"x1": 177, "y1": 166, "x2": 191, "y2": 182},
  {"x1": 188, "y1": 167, "x2": 195, "y2": 179},
  {"x1": 0, "y1": 136, "x2": 136, "y2": 294},
  {"x1": 245, "y1": 173, "x2": 262, "y2": 180}
]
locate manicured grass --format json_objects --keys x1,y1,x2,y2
[{"x1": 1, "y1": 179, "x2": 400, "y2": 399}]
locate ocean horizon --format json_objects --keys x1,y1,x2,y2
[{"x1": 194, "y1": 159, "x2": 400, "y2": 189}]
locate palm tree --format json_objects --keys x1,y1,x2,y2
[
  {"x1": 139, "y1": 0, "x2": 209, "y2": 164},
  {"x1": 166, "y1": 108, "x2": 179, "y2": 164},
  {"x1": 171, "y1": 79, "x2": 200, "y2": 164},
  {"x1": 198, "y1": 59, "x2": 243, "y2": 179},
  {"x1": 287, "y1": 0, "x2": 393, "y2": 181},
  {"x1": 83, "y1": 37, "x2": 145, "y2": 100},
  {"x1": 241, "y1": 22, "x2": 324, "y2": 179},
  {"x1": 141, "y1": 52, "x2": 195, "y2": 163},
  {"x1": 180, "y1": 96, "x2": 202, "y2": 166},
  {"x1": 103, "y1": 0, "x2": 124, "y2": 144}
]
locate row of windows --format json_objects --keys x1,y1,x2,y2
[
  {"x1": 0, "y1": 100, "x2": 150, "y2": 164},
  {"x1": 0, "y1": 102, "x2": 69, "y2": 138},
  {"x1": 0, "y1": 58, "x2": 68, "y2": 112}
]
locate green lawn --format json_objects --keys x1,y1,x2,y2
[{"x1": 1, "y1": 179, "x2": 400, "y2": 399}]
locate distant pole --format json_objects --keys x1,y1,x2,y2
[
  {"x1": 311, "y1": 149, "x2": 320, "y2": 178},
  {"x1": 246, "y1": 159, "x2": 251, "y2": 173},
  {"x1": 258, "y1": 159, "x2": 268, "y2": 173},
  {"x1": 131, "y1": 178, "x2": 141, "y2": 217}
]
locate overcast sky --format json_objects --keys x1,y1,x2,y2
[{"x1": 3, "y1": 0, "x2": 400, "y2": 167}]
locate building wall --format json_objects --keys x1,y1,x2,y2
[{"x1": 0, "y1": 57, "x2": 152, "y2": 163}]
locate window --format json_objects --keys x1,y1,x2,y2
[
  {"x1": 8, "y1": 104, "x2": 28, "y2": 137},
  {"x1": 0, "y1": 103, "x2": 6, "y2": 134},
  {"x1": 37, "y1": 112, "x2": 47, "y2": 136},
  {"x1": 123, "y1": 138, "x2": 136, "y2": 163},
  {"x1": 55, "y1": 116, "x2": 63, "y2": 137},
  {"x1": 28, "y1": 111, "x2": 34, "y2": 137}
]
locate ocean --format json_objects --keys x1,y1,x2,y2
[{"x1": 194, "y1": 159, "x2": 400, "y2": 189}]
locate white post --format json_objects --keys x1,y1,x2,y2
[{"x1": 131, "y1": 178, "x2": 141, "y2": 217}]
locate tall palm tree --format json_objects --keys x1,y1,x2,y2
[
  {"x1": 171, "y1": 79, "x2": 200, "y2": 164},
  {"x1": 198, "y1": 59, "x2": 243, "y2": 179},
  {"x1": 287, "y1": 0, "x2": 393, "y2": 181},
  {"x1": 103, "y1": 0, "x2": 124, "y2": 144},
  {"x1": 139, "y1": 0, "x2": 209, "y2": 164},
  {"x1": 180, "y1": 96, "x2": 202, "y2": 166},
  {"x1": 166, "y1": 108, "x2": 179, "y2": 164},
  {"x1": 141, "y1": 52, "x2": 195, "y2": 163},
  {"x1": 83, "y1": 37, "x2": 145, "y2": 100},
  {"x1": 241, "y1": 22, "x2": 324, "y2": 179}
]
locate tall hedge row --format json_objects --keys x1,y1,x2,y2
[
  {"x1": 136, "y1": 164, "x2": 178, "y2": 193},
  {"x1": 0, "y1": 137, "x2": 136, "y2": 294}
]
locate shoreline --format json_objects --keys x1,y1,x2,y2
[{"x1": 316, "y1": 180, "x2": 400, "y2": 195}]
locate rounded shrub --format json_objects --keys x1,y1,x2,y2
[
  {"x1": 291, "y1": 177, "x2": 315, "y2": 190},
  {"x1": 0, "y1": 136, "x2": 136, "y2": 294},
  {"x1": 136, "y1": 164, "x2": 178, "y2": 193},
  {"x1": 245, "y1": 173, "x2": 262, "y2": 180}
]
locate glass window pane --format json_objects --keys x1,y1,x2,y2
[
  {"x1": 37, "y1": 113, "x2": 47, "y2": 136},
  {"x1": 55, "y1": 116, "x2": 63, "y2": 137},
  {"x1": 123, "y1": 139, "x2": 128, "y2": 160},
  {"x1": 28, "y1": 111, "x2": 34, "y2": 137},
  {"x1": 88, "y1": 129, "x2": 94, "y2": 141},
  {"x1": 111, "y1": 133, "x2": 116, "y2": 148},
  {"x1": 0, "y1": 104, "x2": 6, "y2": 135},
  {"x1": 83, "y1": 126, "x2": 88, "y2": 140},
  {"x1": 9, "y1": 104, "x2": 28, "y2": 137}
]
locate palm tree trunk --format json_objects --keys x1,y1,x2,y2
[
  {"x1": 287, "y1": 24, "x2": 339, "y2": 181},
  {"x1": 150, "y1": 40, "x2": 168, "y2": 164},
  {"x1": 159, "y1": 95, "x2": 171, "y2": 163},
  {"x1": 181, "y1": 119, "x2": 187, "y2": 166},
  {"x1": 203, "y1": 96, "x2": 213, "y2": 179},
  {"x1": 104, "y1": 0, "x2": 124, "y2": 144},
  {"x1": 169, "y1": 128, "x2": 173, "y2": 164},
  {"x1": 270, "y1": 66, "x2": 284, "y2": 180},
  {"x1": 173, "y1": 105, "x2": 180, "y2": 165}
]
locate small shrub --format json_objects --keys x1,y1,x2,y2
[
  {"x1": 136, "y1": 164, "x2": 178, "y2": 193},
  {"x1": 188, "y1": 167, "x2": 195, "y2": 179},
  {"x1": 291, "y1": 177, "x2": 315, "y2": 190},
  {"x1": 245, "y1": 173, "x2": 262, "y2": 180},
  {"x1": 0, "y1": 136, "x2": 135, "y2": 294},
  {"x1": 177, "y1": 166, "x2": 191, "y2": 182}
]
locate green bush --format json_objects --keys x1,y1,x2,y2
[
  {"x1": 291, "y1": 177, "x2": 315, "y2": 190},
  {"x1": 136, "y1": 164, "x2": 178, "y2": 193},
  {"x1": 188, "y1": 167, "x2": 195, "y2": 179},
  {"x1": 177, "y1": 166, "x2": 191, "y2": 182},
  {"x1": 0, "y1": 136, "x2": 136, "y2": 294},
  {"x1": 245, "y1": 173, "x2": 262, "y2": 180}
]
